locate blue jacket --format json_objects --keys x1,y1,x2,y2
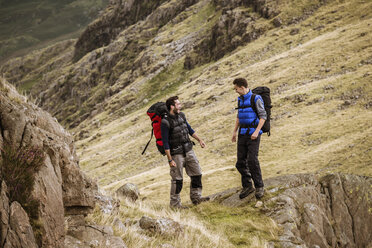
[{"x1": 238, "y1": 91, "x2": 263, "y2": 135}]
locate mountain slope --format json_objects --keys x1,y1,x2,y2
[
  {"x1": 1, "y1": 0, "x2": 371, "y2": 191},
  {"x1": 77, "y1": 0, "x2": 372, "y2": 187},
  {"x1": 0, "y1": 0, "x2": 108, "y2": 62},
  {"x1": 0, "y1": 0, "x2": 371, "y2": 246}
]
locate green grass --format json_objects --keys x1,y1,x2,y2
[
  {"x1": 194, "y1": 203, "x2": 279, "y2": 247},
  {"x1": 88, "y1": 198, "x2": 279, "y2": 248}
]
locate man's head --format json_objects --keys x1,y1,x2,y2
[
  {"x1": 166, "y1": 96, "x2": 181, "y2": 114},
  {"x1": 233, "y1": 78, "x2": 249, "y2": 96}
]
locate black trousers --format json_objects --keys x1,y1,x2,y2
[{"x1": 235, "y1": 133, "x2": 264, "y2": 188}]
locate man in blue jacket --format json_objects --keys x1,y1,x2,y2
[
  {"x1": 161, "y1": 96, "x2": 210, "y2": 209},
  {"x1": 232, "y1": 78, "x2": 267, "y2": 199}
]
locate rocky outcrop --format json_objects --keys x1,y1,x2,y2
[
  {"x1": 209, "y1": 187, "x2": 253, "y2": 207},
  {"x1": 0, "y1": 78, "x2": 96, "y2": 247},
  {"x1": 184, "y1": 0, "x2": 280, "y2": 69},
  {"x1": 73, "y1": 0, "x2": 168, "y2": 61},
  {"x1": 73, "y1": 0, "x2": 200, "y2": 61},
  {"x1": 211, "y1": 173, "x2": 372, "y2": 248},
  {"x1": 269, "y1": 173, "x2": 372, "y2": 248}
]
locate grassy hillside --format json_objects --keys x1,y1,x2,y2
[
  {"x1": 74, "y1": 0, "x2": 371, "y2": 246},
  {"x1": 75, "y1": 0, "x2": 372, "y2": 188},
  {"x1": 0, "y1": 0, "x2": 108, "y2": 62}
]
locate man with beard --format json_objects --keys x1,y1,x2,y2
[{"x1": 161, "y1": 96, "x2": 210, "y2": 209}]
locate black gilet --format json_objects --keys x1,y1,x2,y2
[{"x1": 164, "y1": 112, "x2": 193, "y2": 155}]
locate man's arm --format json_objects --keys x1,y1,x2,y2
[
  {"x1": 251, "y1": 97, "x2": 267, "y2": 140},
  {"x1": 191, "y1": 132, "x2": 206, "y2": 148},
  {"x1": 251, "y1": 118, "x2": 265, "y2": 140},
  {"x1": 185, "y1": 120, "x2": 195, "y2": 136},
  {"x1": 184, "y1": 115, "x2": 205, "y2": 148},
  {"x1": 161, "y1": 120, "x2": 176, "y2": 167},
  {"x1": 232, "y1": 117, "x2": 239, "y2": 142},
  {"x1": 164, "y1": 149, "x2": 176, "y2": 167}
]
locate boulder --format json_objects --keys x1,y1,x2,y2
[
  {"x1": 139, "y1": 216, "x2": 183, "y2": 236},
  {"x1": 116, "y1": 183, "x2": 140, "y2": 201},
  {"x1": 65, "y1": 216, "x2": 127, "y2": 248},
  {"x1": 112, "y1": 217, "x2": 126, "y2": 233},
  {"x1": 95, "y1": 190, "x2": 121, "y2": 215},
  {"x1": 65, "y1": 235, "x2": 91, "y2": 248}
]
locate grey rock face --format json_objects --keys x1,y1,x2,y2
[
  {"x1": 0, "y1": 78, "x2": 96, "y2": 247},
  {"x1": 0, "y1": 182, "x2": 38, "y2": 248},
  {"x1": 9, "y1": 201, "x2": 39, "y2": 248},
  {"x1": 266, "y1": 173, "x2": 372, "y2": 248},
  {"x1": 185, "y1": 0, "x2": 280, "y2": 68},
  {"x1": 74, "y1": 0, "x2": 199, "y2": 61}
]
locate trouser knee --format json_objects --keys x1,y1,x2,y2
[
  {"x1": 247, "y1": 159, "x2": 259, "y2": 168},
  {"x1": 190, "y1": 175, "x2": 202, "y2": 189},
  {"x1": 172, "y1": 179, "x2": 183, "y2": 194},
  {"x1": 235, "y1": 162, "x2": 247, "y2": 173}
]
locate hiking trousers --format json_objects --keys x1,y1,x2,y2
[
  {"x1": 235, "y1": 133, "x2": 264, "y2": 189},
  {"x1": 170, "y1": 150, "x2": 202, "y2": 207}
]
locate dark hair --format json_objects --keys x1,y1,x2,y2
[
  {"x1": 233, "y1": 78, "x2": 248, "y2": 88},
  {"x1": 166, "y1": 96, "x2": 179, "y2": 110}
]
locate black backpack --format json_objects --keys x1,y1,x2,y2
[
  {"x1": 251, "y1": 86, "x2": 272, "y2": 136},
  {"x1": 142, "y1": 102, "x2": 168, "y2": 155}
]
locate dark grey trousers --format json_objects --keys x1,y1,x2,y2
[
  {"x1": 170, "y1": 150, "x2": 202, "y2": 207},
  {"x1": 235, "y1": 134, "x2": 264, "y2": 189}
]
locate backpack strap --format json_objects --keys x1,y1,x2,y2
[
  {"x1": 141, "y1": 127, "x2": 154, "y2": 155},
  {"x1": 250, "y1": 94, "x2": 270, "y2": 136},
  {"x1": 250, "y1": 94, "x2": 258, "y2": 116},
  {"x1": 179, "y1": 112, "x2": 186, "y2": 122},
  {"x1": 235, "y1": 95, "x2": 244, "y2": 109},
  {"x1": 250, "y1": 93, "x2": 260, "y2": 127}
]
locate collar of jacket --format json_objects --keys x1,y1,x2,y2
[
  {"x1": 167, "y1": 112, "x2": 180, "y2": 119},
  {"x1": 239, "y1": 90, "x2": 252, "y2": 100}
]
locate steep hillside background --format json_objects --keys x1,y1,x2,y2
[
  {"x1": 0, "y1": 0, "x2": 108, "y2": 62},
  {"x1": 1, "y1": 0, "x2": 371, "y2": 247}
]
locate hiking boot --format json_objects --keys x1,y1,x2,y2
[
  {"x1": 239, "y1": 186, "x2": 255, "y2": 199},
  {"x1": 192, "y1": 196, "x2": 210, "y2": 205},
  {"x1": 255, "y1": 187, "x2": 265, "y2": 199}
]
